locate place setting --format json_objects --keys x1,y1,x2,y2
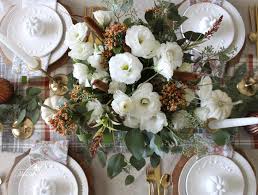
[{"x1": 0, "y1": 0, "x2": 258, "y2": 195}]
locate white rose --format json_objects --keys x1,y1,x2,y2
[
  {"x1": 109, "y1": 52, "x2": 143, "y2": 84},
  {"x1": 111, "y1": 91, "x2": 134, "y2": 117},
  {"x1": 131, "y1": 83, "x2": 161, "y2": 118},
  {"x1": 201, "y1": 90, "x2": 233, "y2": 120},
  {"x1": 125, "y1": 25, "x2": 160, "y2": 59},
  {"x1": 65, "y1": 22, "x2": 88, "y2": 48},
  {"x1": 140, "y1": 112, "x2": 168, "y2": 134},
  {"x1": 73, "y1": 63, "x2": 92, "y2": 87},
  {"x1": 87, "y1": 45, "x2": 104, "y2": 70},
  {"x1": 93, "y1": 10, "x2": 114, "y2": 26},
  {"x1": 86, "y1": 100, "x2": 104, "y2": 124},
  {"x1": 68, "y1": 42, "x2": 94, "y2": 60},
  {"x1": 197, "y1": 76, "x2": 213, "y2": 101},
  {"x1": 108, "y1": 81, "x2": 127, "y2": 94},
  {"x1": 123, "y1": 116, "x2": 140, "y2": 129},
  {"x1": 171, "y1": 110, "x2": 191, "y2": 130},
  {"x1": 154, "y1": 42, "x2": 183, "y2": 80}
]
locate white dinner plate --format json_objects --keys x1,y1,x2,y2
[
  {"x1": 0, "y1": 3, "x2": 73, "y2": 65},
  {"x1": 8, "y1": 156, "x2": 89, "y2": 195},
  {"x1": 186, "y1": 155, "x2": 245, "y2": 195},
  {"x1": 179, "y1": 0, "x2": 245, "y2": 60},
  {"x1": 179, "y1": 152, "x2": 257, "y2": 195},
  {"x1": 18, "y1": 160, "x2": 78, "y2": 195},
  {"x1": 7, "y1": 5, "x2": 63, "y2": 57},
  {"x1": 181, "y1": 2, "x2": 235, "y2": 52}
]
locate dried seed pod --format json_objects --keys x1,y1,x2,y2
[{"x1": 0, "y1": 78, "x2": 14, "y2": 104}]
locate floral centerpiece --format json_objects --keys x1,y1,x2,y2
[{"x1": 41, "y1": 0, "x2": 258, "y2": 184}]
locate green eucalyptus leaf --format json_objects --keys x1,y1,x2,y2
[
  {"x1": 77, "y1": 133, "x2": 92, "y2": 143},
  {"x1": 129, "y1": 156, "x2": 146, "y2": 171},
  {"x1": 212, "y1": 130, "x2": 231, "y2": 146},
  {"x1": 97, "y1": 149, "x2": 107, "y2": 167},
  {"x1": 30, "y1": 109, "x2": 40, "y2": 124},
  {"x1": 107, "y1": 153, "x2": 127, "y2": 179},
  {"x1": 125, "y1": 175, "x2": 135, "y2": 185},
  {"x1": 27, "y1": 98, "x2": 38, "y2": 111},
  {"x1": 125, "y1": 129, "x2": 145, "y2": 160},
  {"x1": 103, "y1": 133, "x2": 114, "y2": 144},
  {"x1": 26, "y1": 87, "x2": 41, "y2": 96},
  {"x1": 16, "y1": 109, "x2": 26, "y2": 125},
  {"x1": 184, "y1": 31, "x2": 205, "y2": 41},
  {"x1": 150, "y1": 153, "x2": 160, "y2": 168}
]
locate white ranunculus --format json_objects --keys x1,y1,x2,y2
[
  {"x1": 131, "y1": 83, "x2": 161, "y2": 118},
  {"x1": 111, "y1": 91, "x2": 134, "y2": 117},
  {"x1": 154, "y1": 42, "x2": 183, "y2": 80},
  {"x1": 86, "y1": 100, "x2": 104, "y2": 124},
  {"x1": 87, "y1": 45, "x2": 104, "y2": 70},
  {"x1": 171, "y1": 110, "x2": 191, "y2": 130},
  {"x1": 68, "y1": 42, "x2": 94, "y2": 60},
  {"x1": 123, "y1": 116, "x2": 140, "y2": 129},
  {"x1": 201, "y1": 90, "x2": 233, "y2": 120},
  {"x1": 65, "y1": 22, "x2": 88, "y2": 49},
  {"x1": 140, "y1": 112, "x2": 168, "y2": 134},
  {"x1": 125, "y1": 25, "x2": 160, "y2": 59},
  {"x1": 194, "y1": 107, "x2": 210, "y2": 122},
  {"x1": 109, "y1": 52, "x2": 143, "y2": 84},
  {"x1": 108, "y1": 81, "x2": 127, "y2": 94},
  {"x1": 73, "y1": 63, "x2": 92, "y2": 87},
  {"x1": 93, "y1": 10, "x2": 114, "y2": 26},
  {"x1": 197, "y1": 76, "x2": 213, "y2": 101}
]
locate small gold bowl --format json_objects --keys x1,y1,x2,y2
[{"x1": 12, "y1": 118, "x2": 34, "y2": 139}]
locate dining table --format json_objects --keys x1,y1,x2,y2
[{"x1": 0, "y1": 0, "x2": 258, "y2": 195}]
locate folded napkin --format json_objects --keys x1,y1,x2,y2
[{"x1": 29, "y1": 140, "x2": 69, "y2": 165}]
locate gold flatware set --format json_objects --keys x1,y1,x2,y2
[
  {"x1": 146, "y1": 165, "x2": 172, "y2": 195},
  {"x1": 249, "y1": 6, "x2": 258, "y2": 56}
]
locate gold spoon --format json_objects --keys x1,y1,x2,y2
[
  {"x1": 159, "y1": 174, "x2": 172, "y2": 195},
  {"x1": 146, "y1": 167, "x2": 156, "y2": 195}
]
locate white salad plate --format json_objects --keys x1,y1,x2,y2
[
  {"x1": 181, "y1": 2, "x2": 235, "y2": 52},
  {"x1": 179, "y1": 0, "x2": 245, "y2": 60},
  {"x1": 179, "y1": 152, "x2": 257, "y2": 195},
  {"x1": 186, "y1": 155, "x2": 244, "y2": 195},
  {"x1": 0, "y1": 3, "x2": 73, "y2": 65},
  {"x1": 18, "y1": 160, "x2": 78, "y2": 195},
  {"x1": 7, "y1": 5, "x2": 63, "y2": 57},
  {"x1": 8, "y1": 156, "x2": 89, "y2": 195}
]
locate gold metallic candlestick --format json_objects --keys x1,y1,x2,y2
[
  {"x1": 12, "y1": 118, "x2": 34, "y2": 139},
  {"x1": 237, "y1": 77, "x2": 258, "y2": 96}
]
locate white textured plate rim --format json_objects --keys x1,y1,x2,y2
[
  {"x1": 18, "y1": 160, "x2": 78, "y2": 195},
  {"x1": 0, "y1": 3, "x2": 72, "y2": 65},
  {"x1": 7, "y1": 156, "x2": 88, "y2": 195},
  {"x1": 185, "y1": 155, "x2": 245, "y2": 195},
  {"x1": 181, "y1": 2, "x2": 235, "y2": 52},
  {"x1": 178, "y1": 152, "x2": 257, "y2": 195},
  {"x1": 179, "y1": 0, "x2": 245, "y2": 60},
  {"x1": 6, "y1": 5, "x2": 63, "y2": 57}
]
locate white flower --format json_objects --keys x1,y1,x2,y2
[
  {"x1": 111, "y1": 91, "x2": 134, "y2": 117},
  {"x1": 68, "y1": 42, "x2": 94, "y2": 60},
  {"x1": 93, "y1": 10, "x2": 114, "y2": 26},
  {"x1": 87, "y1": 45, "x2": 104, "y2": 70},
  {"x1": 86, "y1": 100, "x2": 104, "y2": 124},
  {"x1": 140, "y1": 112, "x2": 167, "y2": 134},
  {"x1": 184, "y1": 88, "x2": 195, "y2": 105},
  {"x1": 178, "y1": 63, "x2": 193, "y2": 72},
  {"x1": 109, "y1": 52, "x2": 143, "y2": 84},
  {"x1": 125, "y1": 25, "x2": 160, "y2": 59},
  {"x1": 108, "y1": 81, "x2": 126, "y2": 94},
  {"x1": 65, "y1": 22, "x2": 88, "y2": 48},
  {"x1": 154, "y1": 42, "x2": 183, "y2": 80},
  {"x1": 123, "y1": 116, "x2": 140, "y2": 129},
  {"x1": 201, "y1": 90, "x2": 233, "y2": 120},
  {"x1": 194, "y1": 107, "x2": 210, "y2": 122},
  {"x1": 73, "y1": 63, "x2": 92, "y2": 87},
  {"x1": 171, "y1": 110, "x2": 191, "y2": 130},
  {"x1": 197, "y1": 76, "x2": 213, "y2": 101},
  {"x1": 131, "y1": 83, "x2": 161, "y2": 118}
]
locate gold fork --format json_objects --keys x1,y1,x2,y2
[
  {"x1": 146, "y1": 166, "x2": 156, "y2": 195},
  {"x1": 248, "y1": 5, "x2": 258, "y2": 56}
]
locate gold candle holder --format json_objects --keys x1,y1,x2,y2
[{"x1": 12, "y1": 118, "x2": 34, "y2": 139}]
